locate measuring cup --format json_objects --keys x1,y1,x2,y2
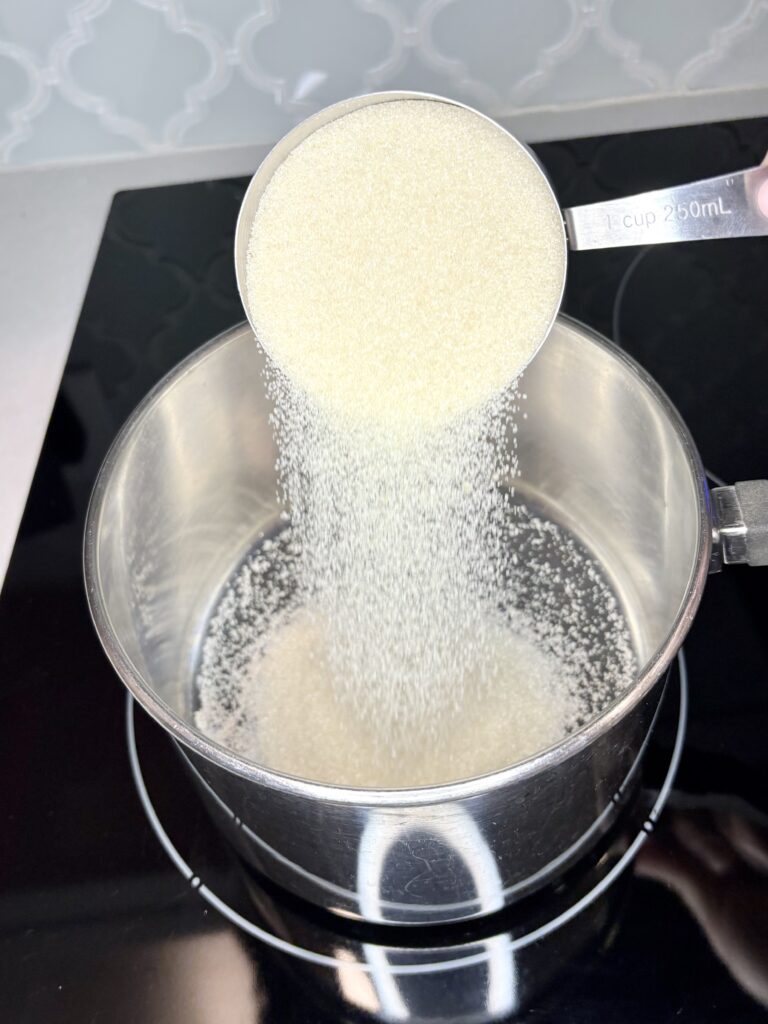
[{"x1": 234, "y1": 90, "x2": 768, "y2": 378}]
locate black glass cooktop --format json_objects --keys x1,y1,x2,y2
[{"x1": 2, "y1": 117, "x2": 768, "y2": 1023}]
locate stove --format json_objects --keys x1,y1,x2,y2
[{"x1": 2, "y1": 117, "x2": 768, "y2": 1022}]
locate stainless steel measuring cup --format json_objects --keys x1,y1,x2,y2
[{"x1": 234, "y1": 90, "x2": 768, "y2": 379}]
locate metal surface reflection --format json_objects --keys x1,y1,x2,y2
[{"x1": 128, "y1": 654, "x2": 687, "y2": 1023}]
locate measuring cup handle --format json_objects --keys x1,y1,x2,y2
[
  {"x1": 710, "y1": 480, "x2": 768, "y2": 572},
  {"x1": 564, "y1": 164, "x2": 768, "y2": 250}
]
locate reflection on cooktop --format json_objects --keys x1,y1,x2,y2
[{"x1": 127, "y1": 661, "x2": 687, "y2": 1023}]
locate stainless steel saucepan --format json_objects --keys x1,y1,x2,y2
[{"x1": 84, "y1": 317, "x2": 768, "y2": 926}]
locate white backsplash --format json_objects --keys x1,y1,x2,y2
[{"x1": 1, "y1": 0, "x2": 767, "y2": 167}]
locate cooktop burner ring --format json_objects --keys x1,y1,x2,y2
[{"x1": 127, "y1": 650, "x2": 688, "y2": 974}]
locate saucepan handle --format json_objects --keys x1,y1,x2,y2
[
  {"x1": 565, "y1": 165, "x2": 768, "y2": 251},
  {"x1": 710, "y1": 481, "x2": 768, "y2": 572}
]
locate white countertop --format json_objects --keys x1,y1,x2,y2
[{"x1": 0, "y1": 143, "x2": 270, "y2": 591}]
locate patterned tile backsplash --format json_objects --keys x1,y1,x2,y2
[{"x1": 1, "y1": 0, "x2": 767, "y2": 167}]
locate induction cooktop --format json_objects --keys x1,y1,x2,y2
[{"x1": 1, "y1": 116, "x2": 768, "y2": 1022}]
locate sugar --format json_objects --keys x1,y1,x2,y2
[
  {"x1": 195, "y1": 507, "x2": 637, "y2": 788},
  {"x1": 269, "y1": 386, "x2": 525, "y2": 738},
  {"x1": 246, "y1": 99, "x2": 565, "y2": 432},
  {"x1": 212, "y1": 604, "x2": 576, "y2": 789},
  {"x1": 195, "y1": 98, "x2": 633, "y2": 788}
]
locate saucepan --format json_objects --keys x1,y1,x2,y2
[{"x1": 84, "y1": 316, "x2": 768, "y2": 925}]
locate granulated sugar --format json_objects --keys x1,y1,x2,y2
[
  {"x1": 195, "y1": 504, "x2": 637, "y2": 788},
  {"x1": 246, "y1": 99, "x2": 565, "y2": 431},
  {"x1": 194, "y1": 98, "x2": 633, "y2": 788},
  {"x1": 204, "y1": 604, "x2": 577, "y2": 789},
  {"x1": 268, "y1": 384, "x2": 525, "y2": 737}
]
